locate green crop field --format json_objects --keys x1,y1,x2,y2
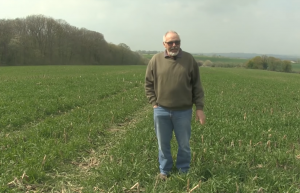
[{"x1": 1, "y1": 65, "x2": 300, "y2": 192}]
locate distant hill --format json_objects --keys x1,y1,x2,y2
[{"x1": 193, "y1": 53, "x2": 300, "y2": 61}]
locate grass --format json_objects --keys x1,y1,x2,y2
[
  {"x1": 1, "y1": 65, "x2": 300, "y2": 192},
  {"x1": 0, "y1": 65, "x2": 147, "y2": 192}
]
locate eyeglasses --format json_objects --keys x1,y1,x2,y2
[{"x1": 164, "y1": 41, "x2": 181, "y2": 46}]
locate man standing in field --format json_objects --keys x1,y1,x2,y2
[{"x1": 145, "y1": 31, "x2": 205, "y2": 179}]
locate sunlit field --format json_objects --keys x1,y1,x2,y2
[
  {"x1": 292, "y1": 63, "x2": 300, "y2": 72},
  {"x1": 1, "y1": 65, "x2": 300, "y2": 192},
  {"x1": 143, "y1": 54, "x2": 248, "y2": 65},
  {"x1": 192, "y1": 55, "x2": 248, "y2": 64}
]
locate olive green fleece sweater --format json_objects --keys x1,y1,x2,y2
[{"x1": 145, "y1": 50, "x2": 205, "y2": 110}]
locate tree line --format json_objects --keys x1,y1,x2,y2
[
  {"x1": 0, "y1": 15, "x2": 146, "y2": 66},
  {"x1": 245, "y1": 55, "x2": 292, "y2": 72}
]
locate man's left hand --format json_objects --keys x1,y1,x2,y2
[{"x1": 196, "y1": 110, "x2": 206, "y2": 125}]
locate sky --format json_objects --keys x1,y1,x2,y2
[{"x1": 1, "y1": 0, "x2": 300, "y2": 56}]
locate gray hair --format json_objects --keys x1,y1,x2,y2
[{"x1": 163, "y1": 31, "x2": 180, "y2": 42}]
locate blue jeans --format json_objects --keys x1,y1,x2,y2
[{"x1": 154, "y1": 106, "x2": 192, "y2": 175}]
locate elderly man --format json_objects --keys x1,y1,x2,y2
[{"x1": 145, "y1": 31, "x2": 205, "y2": 179}]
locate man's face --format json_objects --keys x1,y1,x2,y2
[{"x1": 163, "y1": 32, "x2": 181, "y2": 56}]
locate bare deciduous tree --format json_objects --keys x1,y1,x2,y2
[{"x1": 0, "y1": 15, "x2": 145, "y2": 66}]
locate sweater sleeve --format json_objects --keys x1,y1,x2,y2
[
  {"x1": 145, "y1": 57, "x2": 157, "y2": 106},
  {"x1": 191, "y1": 58, "x2": 205, "y2": 110}
]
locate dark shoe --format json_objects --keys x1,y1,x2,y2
[
  {"x1": 178, "y1": 171, "x2": 188, "y2": 175},
  {"x1": 157, "y1": 173, "x2": 167, "y2": 181},
  {"x1": 178, "y1": 169, "x2": 189, "y2": 175}
]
